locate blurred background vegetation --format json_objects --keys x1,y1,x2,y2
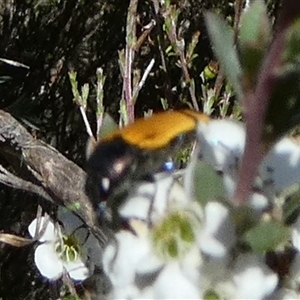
[{"x1": 0, "y1": 0, "x2": 280, "y2": 299}]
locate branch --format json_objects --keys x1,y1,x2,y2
[
  {"x1": 234, "y1": 0, "x2": 300, "y2": 204},
  {"x1": 0, "y1": 165, "x2": 52, "y2": 202},
  {"x1": 0, "y1": 109, "x2": 108, "y2": 246}
]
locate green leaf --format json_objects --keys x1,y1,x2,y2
[
  {"x1": 119, "y1": 98, "x2": 129, "y2": 125},
  {"x1": 204, "y1": 12, "x2": 243, "y2": 100},
  {"x1": 81, "y1": 83, "x2": 89, "y2": 108},
  {"x1": 68, "y1": 71, "x2": 80, "y2": 104},
  {"x1": 239, "y1": 0, "x2": 271, "y2": 91},
  {"x1": 192, "y1": 160, "x2": 226, "y2": 206},
  {"x1": 243, "y1": 221, "x2": 290, "y2": 253},
  {"x1": 97, "y1": 113, "x2": 118, "y2": 140}
]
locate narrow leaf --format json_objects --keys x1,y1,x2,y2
[
  {"x1": 204, "y1": 12, "x2": 243, "y2": 100},
  {"x1": 239, "y1": 0, "x2": 271, "y2": 91}
]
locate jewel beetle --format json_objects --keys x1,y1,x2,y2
[{"x1": 86, "y1": 109, "x2": 209, "y2": 206}]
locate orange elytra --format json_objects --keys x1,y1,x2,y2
[{"x1": 87, "y1": 109, "x2": 209, "y2": 202}]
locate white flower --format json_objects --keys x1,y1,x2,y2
[
  {"x1": 28, "y1": 209, "x2": 102, "y2": 281},
  {"x1": 103, "y1": 172, "x2": 203, "y2": 299},
  {"x1": 103, "y1": 220, "x2": 202, "y2": 299}
]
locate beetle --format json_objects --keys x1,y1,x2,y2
[{"x1": 86, "y1": 109, "x2": 209, "y2": 207}]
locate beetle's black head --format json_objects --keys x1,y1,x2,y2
[{"x1": 87, "y1": 138, "x2": 138, "y2": 200}]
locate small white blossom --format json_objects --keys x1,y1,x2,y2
[
  {"x1": 103, "y1": 174, "x2": 203, "y2": 299},
  {"x1": 104, "y1": 222, "x2": 202, "y2": 299},
  {"x1": 28, "y1": 209, "x2": 102, "y2": 281}
]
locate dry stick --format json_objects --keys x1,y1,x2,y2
[
  {"x1": 132, "y1": 58, "x2": 155, "y2": 102},
  {"x1": 96, "y1": 67, "x2": 105, "y2": 138},
  {"x1": 0, "y1": 233, "x2": 33, "y2": 247},
  {"x1": 234, "y1": 0, "x2": 300, "y2": 204},
  {"x1": 0, "y1": 165, "x2": 53, "y2": 202},
  {"x1": 79, "y1": 105, "x2": 94, "y2": 138}
]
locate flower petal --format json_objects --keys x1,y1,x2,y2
[
  {"x1": 34, "y1": 243, "x2": 63, "y2": 280},
  {"x1": 103, "y1": 230, "x2": 152, "y2": 288},
  {"x1": 233, "y1": 254, "x2": 278, "y2": 299},
  {"x1": 153, "y1": 262, "x2": 201, "y2": 299},
  {"x1": 120, "y1": 174, "x2": 188, "y2": 224},
  {"x1": 64, "y1": 259, "x2": 90, "y2": 281},
  {"x1": 198, "y1": 201, "x2": 236, "y2": 257},
  {"x1": 261, "y1": 137, "x2": 300, "y2": 191},
  {"x1": 28, "y1": 217, "x2": 57, "y2": 242},
  {"x1": 197, "y1": 119, "x2": 245, "y2": 174}
]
